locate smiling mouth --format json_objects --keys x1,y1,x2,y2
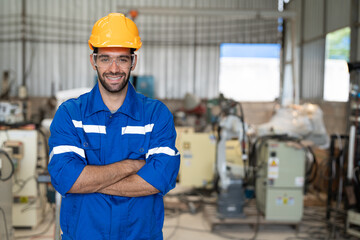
[
  {"x1": 105, "y1": 74, "x2": 125, "y2": 82},
  {"x1": 107, "y1": 76, "x2": 121, "y2": 80}
]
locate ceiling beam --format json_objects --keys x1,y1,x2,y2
[{"x1": 117, "y1": 7, "x2": 296, "y2": 20}]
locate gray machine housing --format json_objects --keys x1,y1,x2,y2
[
  {"x1": 218, "y1": 179, "x2": 245, "y2": 218},
  {"x1": 255, "y1": 140, "x2": 305, "y2": 222}
]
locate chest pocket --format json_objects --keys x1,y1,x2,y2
[
  {"x1": 126, "y1": 134, "x2": 148, "y2": 160},
  {"x1": 122, "y1": 125, "x2": 151, "y2": 160},
  {"x1": 81, "y1": 134, "x2": 101, "y2": 164}
]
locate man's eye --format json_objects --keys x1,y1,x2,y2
[
  {"x1": 119, "y1": 57, "x2": 130, "y2": 63},
  {"x1": 99, "y1": 57, "x2": 110, "y2": 62}
]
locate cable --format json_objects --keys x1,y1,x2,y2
[
  {"x1": 165, "y1": 209, "x2": 181, "y2": 240},
  {"x1": 304, "y1": 146, "x2": 318, "y2": 185},
  {"x1": 209, "y1": 202, "x2": 263, "y2": 240},
  {"x1": 13, "y1": 175, "x2": 36, "y2": 194},
  {"x1": 36, "y1": 128, "x2": 49, "y2": 163},
  {"x1": 285, "y1": 206, "x2": 359, "y2": 240},
  {"x1": 0, "y1": 207, "x2": 9, "y2": 240},
  {"x1": 0, "y1": 149, "x2": 15, "y2": 181},
  {"x1": 164, "y1": 194, "x2": 356, "y2": 240},
  {"x1": 20, "y1": 198, "x2": 37, "y2": 213},
  {"x1": 15, "y1": 206, "x2": 55, "y2": 239},
  {"x1": 212, "y1": 230, "x2": 266, "y2": 240},
  {"x1": 237, "y1": 102, "x2": 248, "y2": 180},
  {"x1": 165, "y1": 209, "x2": 264, "y2": 240}
]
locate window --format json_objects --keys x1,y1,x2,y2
[
  {"x1": 323, "y1": 27, "x2": 350, "y2": 102},
  {"x1": 219, "y1": 43, "x2": 281, "y2": 102}
]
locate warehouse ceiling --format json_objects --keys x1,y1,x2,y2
[
  {"x1": 0, "y1": 0, "x2": 287, "y2": 98},
  {"x1": 118, "y1": 7, "x2": 290, "y2": 46}
]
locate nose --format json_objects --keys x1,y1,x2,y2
[{"x1": 108, "y1": 60, "x2": 120, "y2": 72}]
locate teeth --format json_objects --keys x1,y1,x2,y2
[{"x1": 107, "y1": 76, "x2": 122, "y2": 80}]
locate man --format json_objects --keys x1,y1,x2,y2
[{"x1": 48, "y1": 13, "x2": 180, "y2": 240}]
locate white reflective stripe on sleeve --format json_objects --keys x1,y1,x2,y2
[
  {"x1": 146, "y1": 147, "x2": 179, "y2": 159},
  {"x1": 49, "y1": 145, "x2": 85, "y2": 162},
  {"x1": 72, "y1": 120, "x2": 82, "y2": 128},
  {"x1": 122, "y1": 124, "x2": 154, "y2": 135},
  {"x1": 72, "y1": 120, "x2": 106, "y2": 134}
]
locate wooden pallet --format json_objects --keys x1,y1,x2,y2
[{"x1": 203, "y1": 204, "x2": 300, "y2": 231}]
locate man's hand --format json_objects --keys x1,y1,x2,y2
[{"x1": 121, "y1": 159, "x2": 145, "y2": 174}]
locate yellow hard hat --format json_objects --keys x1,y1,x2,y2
[{"x1": 88, "y1": 13, "x2": 142, "y2": 51}]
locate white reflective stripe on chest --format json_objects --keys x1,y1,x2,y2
[
  {"x1": 72, "y1": 120, "x2": 106, "y2": 134},
  {"x1": 121, "y1": 124, "x2": 154, "y2": 135}
]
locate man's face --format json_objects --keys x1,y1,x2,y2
[{"x1": 90, "y1": 47, "x2": 136, "y2": 94}]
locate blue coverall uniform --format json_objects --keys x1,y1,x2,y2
[{"x1": 48, "y1": 83, "x2": 180, "y2": 240}]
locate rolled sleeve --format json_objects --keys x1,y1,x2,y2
[
  {"x1": 48, "y1": 104, "x2": 88, "y2": 196},
  {"x1": 137, "y1": 152, "x2": 180, "y2": 195},
  {"x1": 137, "y1": 104, "x2": 180, "y2": 195},
  {"x1": 48, "y1": 155, "x2": 86, "y2": 196}
]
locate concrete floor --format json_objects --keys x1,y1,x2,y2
[
  {"x1": 163, "y1": 211, "x2": 298, "y2": 240},
  {"x1": 12, "y1": 211, "x2": 300, "y2": 240},
  {"x1": 12, "y1": 205, "x2": 356, "y2": 240},
  {"x1": 11, "y1": 186, "x2": 357, "y2": 240}
]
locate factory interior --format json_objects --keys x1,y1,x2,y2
[{"x1": 1, "y1": 0, "x2": 360, "y2": 239}]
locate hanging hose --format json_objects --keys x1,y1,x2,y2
[
  {"x1": 237, "y1": 102, "x2": 248, "y2": 180},
  {"x1": 304, "y1": 146, "x2": 318, "y2": 185},
  {"x1": 0, "y1": 149, "x2": 15, "y2": 181}
]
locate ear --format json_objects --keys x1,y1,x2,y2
[
  {"x1": 90, "y1": 54, "x2": 96, "y2": 70},
  {"x1": 131, "y1": 54, "x2": 138, "y2": 71}
]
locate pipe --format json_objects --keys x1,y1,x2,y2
[
  {"x1": 21, "y1": 0, "x2": 26, "y2": 87},
  {"x1": 348, "y1": 125, "x2": 356, "y2": 180}
]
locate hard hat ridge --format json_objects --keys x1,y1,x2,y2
[{"x1": 88, "y1": 13, "x2": 142, "y2": 51}]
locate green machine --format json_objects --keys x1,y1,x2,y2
[{"x1": 255, "y1": 139, "x2": 306, "y2": 222}]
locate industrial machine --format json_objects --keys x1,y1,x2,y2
[
  {"x1": 130, "y1": 75, "x2": 155, "y2": 99},
  {"x1": 176, "y1": 127, "x2": 217, "y2": 188},
  {"x1": 0, "y1": 129, "x2": 48, "y2": 228},
  {"x1": 225, "y1": 139, "x2": 246, "y2": 179},
  {"x1": 207, "y1": 94, "x2": 315, "y2": 223},
  {"x1": 347, "y1": 209, "x2": 360, "y2": 238},
  {"x1": 255, "y1": 138, "x2": 306, "y2": 222},
  {"x1": 216, "y1": 114, "x2": 247, "y2": 218},
  {"x1": 0, "y1": 101, "x2": 28, "y2": 124},
  {"x1": 0, "y1": 147, "x2": 15, "y2": 240}
]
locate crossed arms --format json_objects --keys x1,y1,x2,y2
[
  {"x1": 68, "y1": 159, "x2": 159, "y2": 197},
  {"x1": 48, "y1": 102, "x2": 179, "y2": 198}
]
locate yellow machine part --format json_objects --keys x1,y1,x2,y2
[
  {"x1": 225, "y1": 139, "x2": 243, "y2": 165},
  {"x1": 176, "y1": 128, "x2": 216, "y2": 188}
]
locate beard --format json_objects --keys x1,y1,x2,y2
[{"x1": 97, "y1": 69, "x2": 131, "y2": 93}]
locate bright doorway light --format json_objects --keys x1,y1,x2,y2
[
  {"x1": 323, "y1": 27, "x2": 350, "y2": 102},
  {"x1": 219, "y1": 43, "x2": 281, "y2": 102}
]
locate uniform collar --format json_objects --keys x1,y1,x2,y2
[
  {"x1": 118, "y1": 82, "x2": 142, "y2": 121},
  {"x1": 86, "y1": 83, "x2": 107, "y2": 117},
  {"x1": 86, "y1": 82, "x2": 142, "y2": 121}
]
